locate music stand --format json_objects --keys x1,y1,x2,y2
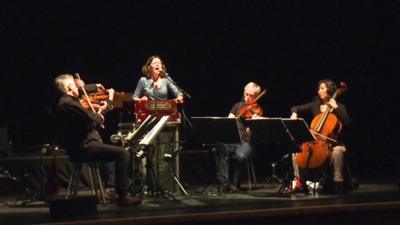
[
  {"x1": 245, "y1": 117, "x2": 314, "y2": 196},
  {"x1": 191, "y1": 117, "x2": 242, "y2": 145},
  {"x1": 136, "y1": 116, "x2": 179, "y2": 199},
  {"x1": 281, "y1": 118, "x2": 315, "y2": 145},
  {"x1": 191, "y1": 117, "x2": 242, "y2": 194},
  {"x1": 126, "y1": 115, "x2": 158, "y2": 145},
  {"x1": 244, "y1": 118, "x2": 314, "y2": 148}
]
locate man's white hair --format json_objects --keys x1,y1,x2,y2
[{"x1": 54, "y1": 74, "x2": 74, "y2": 94}]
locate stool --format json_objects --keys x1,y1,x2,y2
[
  {"x1": 246, "y1": 160, "x2": 257, "y2": 190},
  {"x1": 66, "y1": 161, "x2": 106, "y2": 205}
]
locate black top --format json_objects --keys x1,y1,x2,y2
[
  {"x1": 290, "y1": 101, "x2": 350, "y2": 126},
  {"x1": 55, "y1": 84, "x2": 103, "y2": 159},
  {"x1": 291, "y1": 100, "x2": 350, "y2": 145}
]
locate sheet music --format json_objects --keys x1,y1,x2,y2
[
  {"x1": 125, "y1": 115, "x2": 154, "y2": 141},
  {"x1": 139, "y1": 115, "x2": 170, "y2": 146}
]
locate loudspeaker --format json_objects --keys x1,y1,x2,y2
[{"x1": 49, "y1": 196, "x2": 97, "y2": 219}]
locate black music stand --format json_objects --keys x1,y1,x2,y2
[
  {"x1": 136, "y1": 116, "x2": 178, "y2": 199},
  {"x1": 245, "y1": 118, "x2": 314, "y2": 196},
  {"x1": 126, "y1": 115, "x2": 158, "y2": 146},
  {"x1": 191, "y1": 117, "x2": 242, "y2": 194},
  {"x1": 191, "y1": 117, "x2": 242, "y2": 145},
  {"x1": 281, "y1": 118, "x2": 315, "y2": 145},
  {"x1": 124, "y1": 115, "x2": 159, "y2": 196},
  {"x1": 244, "y1": 118, "x2": 314, "y2": 151}
]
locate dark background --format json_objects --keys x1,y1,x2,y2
[{"x1": 1, "y1": 1, "x2": 399, "y2": 179}]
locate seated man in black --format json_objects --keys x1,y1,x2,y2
[
  {"x1": 213, "y1": 82, "x2": 264, "y2": 193},
  {"x1": 53, "y1": 74, "x2": 140, "y2": 206}
]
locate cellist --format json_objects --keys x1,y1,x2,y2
[{"x1": 290, "y1": 79, "x2": 350, "y2": 194}]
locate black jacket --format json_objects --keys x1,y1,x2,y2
[{"x1": 55, "y1": 84, "x2": 103, "y2": 159}]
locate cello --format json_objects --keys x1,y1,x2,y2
[{"x1": 295, "y1": 82, "x2": 347, "y2": 169}]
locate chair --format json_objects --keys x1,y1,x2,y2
[{"x1": 65, "y1": 159, "x2": 107, "y2": 206}]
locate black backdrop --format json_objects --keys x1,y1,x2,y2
[{"x1": 1, "y1": 1, "x2": 399, "y2": 178}]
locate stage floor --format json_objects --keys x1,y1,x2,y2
[{"x1": 0, "y1": 178, "x2": 399, "y2": 225}]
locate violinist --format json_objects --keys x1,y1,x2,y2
[
  {"x1": 213, "y1": 82, "x2": 264, "y2": 193},
  {"x1": 54, "y1": 74, "x2": 142, "y2": 206},
  {"x1": 75, "y1": 77, "x2": 118, "y2": 194},
  {"x1": 290, "y1": 79, "x2": 350, "y2": 194}
]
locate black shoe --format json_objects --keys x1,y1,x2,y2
[
  {"x1": 217, "y1": 183, "x2": 231, "y2": 194},
  {"x1": 333, "y1": 182, "x2": 344, "y2": 194},
  {"x1": 229, "y1": 184, "x2": 240, "y2": 193},
  {"x1": 104, "y1": 188, "x2": 119, "y2": 201},
  {"x1": 117, "y1": 193, "x2": 142, "y2": 207}
]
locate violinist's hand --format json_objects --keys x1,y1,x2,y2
[
  {"x1": 96, "y1": 83, "x2": 105, "y2": 92},
  {"x1": 290, "y1": 112, "x2": 298, "y2": 119},
  {"x1": 107, "y1": 88, "x2": 115, "y2": 101},
  {"x1": 75, "y1": 79, "x2": 85, "y2": 88},
  {"x1": 97, "y1": 101, "x2": 108, "y2": 115}
]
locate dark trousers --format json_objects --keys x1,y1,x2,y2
[
  {"x1": 213, "y1": 142, "x2": 253, "y2": 187},
  {"x1": 85, "y1": 142, "x2": 132, "y2": 196}
]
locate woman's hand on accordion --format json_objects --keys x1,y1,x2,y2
[{"x1": 175, "y1": 93, "x2": 184, "y2": 103}]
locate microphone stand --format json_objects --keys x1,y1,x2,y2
[
  {"x1": 163, "y1": 73, "x2": 193, "y2": 126},
  {"x1": 164, "y1": 74, "x2": 192, "y2": 99}
]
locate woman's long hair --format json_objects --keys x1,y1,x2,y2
[
  {"x1": 141, "y1": 55, "x2": 167, "y2": 78},
  {"x1": 314, "y1": 78, "x2": 336, "y2": 104}
]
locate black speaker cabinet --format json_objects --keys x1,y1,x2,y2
[{"x1": 49, "y1": 196, "x2": 98, "y2": 219}]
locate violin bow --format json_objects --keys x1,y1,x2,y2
[
  {"x1": 75, "y1": 73, "x2": 96, "y2": 113},
  {"x1": 252, "y1": 89, "x2": 266, "y2": 104}
]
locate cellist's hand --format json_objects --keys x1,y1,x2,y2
[
  {"x1": 290, "y1": 112, "x2": 298, "y2": 119},
  {"x1": 327, "y1": 99, "x2": 338, "y2": 110}
]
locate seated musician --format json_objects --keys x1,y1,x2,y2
[
  {"x1": 75, "y1": 78, "x2": 117, "y2": 194},
  {"x1": 290, "y1": 79, "x2": 350, "y2": 194},
  {"x1": 54, "y1": 74, "x2": 142, "y2": 206},
  {"x1": 213, "y1": 82, "x2": 263, "y2": 193}
]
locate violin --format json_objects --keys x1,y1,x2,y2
[
  {"x1": 236, "y1": 89, "x2": 266, "y2": 119},
  {"x1": 79, "y1": 90, "x2": 124, "y2": 110},
  {"x1": 75, "y1": 73, "x2": 106, "y2": 128},
  {"x1": 238, "y1": 102, "x2": 263, "y2": 118}
]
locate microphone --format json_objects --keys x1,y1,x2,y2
[{"x1": 159, "y1": 70, "x2": 169, "y2": 77}]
